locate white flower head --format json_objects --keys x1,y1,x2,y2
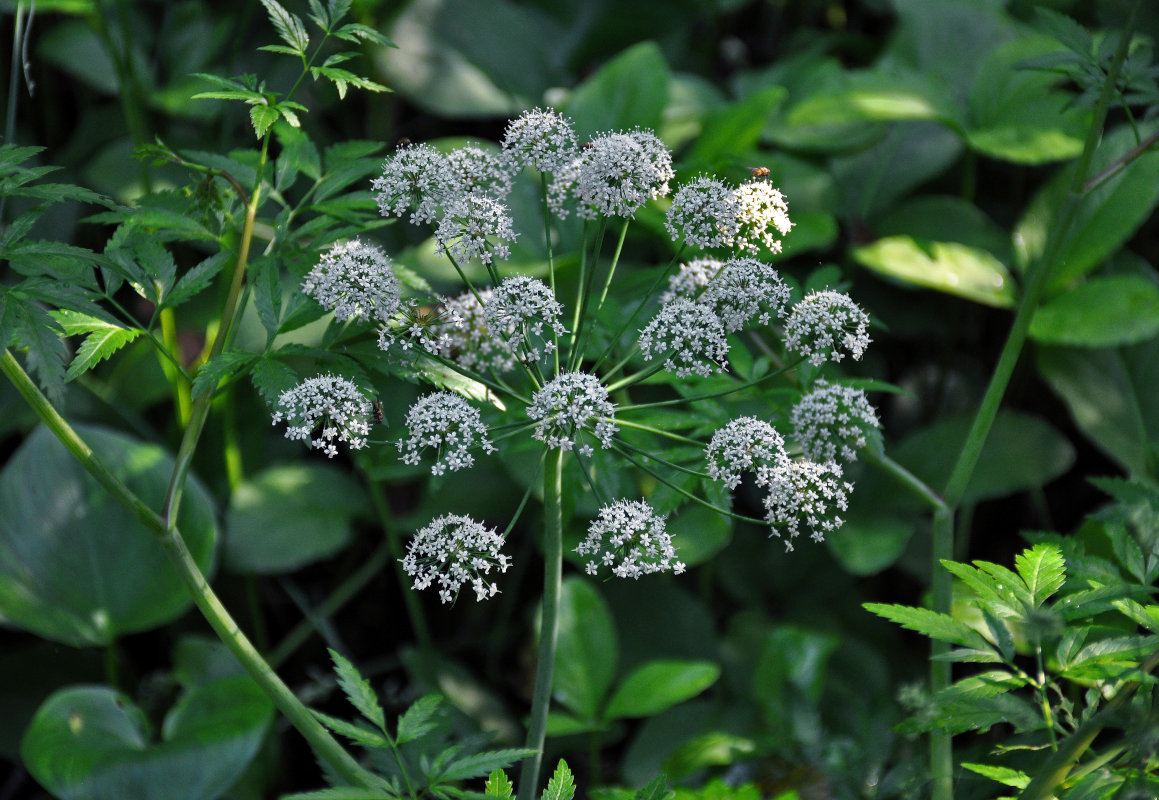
[
  {"x1": 501, "y1": 107, "x2": 578, "y2": 174},
  {"x1": 784, "y1": 290, "x2": 872, "y2": 366},
  {"x1": 435, "y1": 193, "x2": 518, "y2": 266},
  {"x1": 763, "y1": 458, "x2": 853, "y2": 549},
  {"x1": 701, "y1": 256, "x2": 792, "y2": 333},
  {"x1": 576, "y1": 499, "x2": 685, "y2": 579},
  {"x1": 731, "y1": 179, "x2": 793, "y2": 255},
  {"x1": 372, "y1": 142, "x2": 456, "y2": 225},
  {"x1": 484, "y1": 275, "x2": 567, "y2": 362},
  {"x1": 705, "y1": 416, "x2": 787, "y2": 490},
  {"x1": 272, "y1": 374, "x2": 372, "y2": 458},
  {"x1": 401, "y1": 514, "x2": 511, "y2": 603},
  {"x1": 446, "y1": 144, "x2": 513, "y2": 199},
  {"x1": 660, "y1": 257, "x2": 725, "y2": 304},
  {"x1": 302, "y1": 239, "x2": 402, "y2": 324},
  {"x1": 571, "y1": 129, "x2": 674, "y2": 220},
  {"x1": 435, "y1": 289, "x2": 519, "y2": 374},
  {"x1": 377, "y1": 301, "x2": 463, "y2": 354},
  {"x1": 639, "y1": 298, "x2": 730, "y2": 378},
  {"x1": 397, "y1": 391, "x2": 495, "y2": 476},
  {"x1": 791, "y1": 380, "x2": 880, "y2": 463},
  {"x1": 665, "y1": 176, "x2": 739, "y2": 249},
  {"x1": 527, "y1": 371, "x2": 617, "y2": 453},
  {"x1": 546, "y1": 154, "x2": 584, "y2": 219}
]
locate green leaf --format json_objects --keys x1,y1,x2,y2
[
  {"x1": 282, "y1": 790, "x2": 398, "y2": 800},
  {"x1": 540, "y1": 761, "x2": 575, "y2": 800},
  {"x1": 396, "y1": 694, "x2": 443, "y2": 744},
  {"x1": 863, "y1": 603, "x2": 993, "y2": 649},
  {"x1": 224, "y1": 464, "x2": 368, "y2": 574},
  {"x1": 249, "y1": 356, "x2": 299, "y2": 407},
  {"x1": 21, "y1": 677, "x2": 272, "y2": 800},
  {"x1": 1015, "y1": 544, "x2": 1066, "y2": 608},
  {"x1": 687, "y1": 86, "x2": 786, "y2": 167},
  {"x1": 436, "y1": 749, "x2": 538, "y2": 783},
  {"x1": 191, "y1": 351, "x2": 257, "y2": 399},
  {"x1": 311, "y1": 709, "x2": 391, "y2": 748},
  {"x1": 66, "y1": 323, "x2": 141, "y2": 380},
  {"x1": 259, "y1": 0, "x2": 309, "y2": 54},
  {"x1": 485, "y1": 770, "x2": 513, "y2": 798},
  {"x1": 962, "y1": 763, "x2": 1030, "y2": 789},
  {"x1": 552, "y1": 578, "x2": 618, "y2": 721},
  {"x1": 1030, "y1": 275, "x2": 1159, "y2": 347},
  {"x1": 0, "y1": 425, "x2": 216, "y2": 646},
  {"x1": 604, "y1": 661, "x2": 720, "y2": 720},
  {"x1": 332, "y1": 22, "x2": 394, "y2": 49},
  {"x1": 250, "y1": 104, "x2": 281, "y2": 139},
  {"x1": 328, "y1": 649, "x2": 385, "y2": 731},
  {"x1": 784, "y1": 67, "x2": 962, "y2": 129},
  {"x1": 566, "y1": 41, "x2": 670, "y2": 138},
  {"x1": 852, "y1": 236, "x2": 1015, "y2": 308},
  {"x1": 4, "y1": 295, "x2": 68, "y2": 402},
  {"x1": 165, "y1": 252, "x2": 229, "y2": 309},
  {"x1": 633, "y1": 775, "x2": 671, "y2": 800}
]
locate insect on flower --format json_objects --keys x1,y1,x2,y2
[
  {"x1": 371, "y1": 398, "x2": 385, "y2": 426},
  {"x1": 749, "y1": 166, "x2": 771, "y2": 179}
]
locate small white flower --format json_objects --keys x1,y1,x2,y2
[
  {"x1": 272, "y1": 374, "x2": 372, "y2": 458},
  {"x1": 372, "y1": 142, "x2": 456, "y2": 225},
  {"x1": 791, "y1": 380, "x2": 880, "y2": 463},
  {"x1": 435, "y1": 289, "x2": 519, "y2": 374},
  {"x1": 446, "y1": 144, "x2": 513, "y2": 199},
  {"x1": 302, "y1": 239, "x2": 402, "y2": 324},
  {"x1": 401, "y1": 514, "x2": 511, "y2": 603},
  {"x1": 638, "y1": 298, "x2": 730, "y2": 378},
  {"x1": 576, "y1": 499, "x2": 685, "y2": 579},
  {"x1": 763, "y1": 458, "x2": 853, "y2": 548},
  {"x1": 660, "y1": 257, "x2": 725, "y2": 304},
  {"x1": 784, "y1": 290, "x2": 872, "y2": 366},
  {"x1": 377, "y1": 302, "x2": 462, "y2": 354},
  {"x1": 731, "y1": 179, "x2": 793, "y2": 255},
  {"x1": 484, "y1": 276, "x2": 567, "y2": 363},
  {"x1": 527, "y1": 371, "x2": 617, "y2": 452},
  {"x1": 569, "y1": 129, "x2": 674, "y2": 220},
  {"x1": 665, "y1": 176, "x2": 739, "y2": 249},
  {"x1": 705, "y1": 416, "x2": 787, "y2": 490},
  {"x1": 435, "y1": 193, "x2": 518, "y2": 266},
  {"x1": 501, "y1": 108, "x2": 578, "y2": 174},
  {"x1": 397, "y1": 391, "x2": 495, "y2": 476},
  {"x1": 701, "y1": 257, "x2": 792, "y2": 333}
]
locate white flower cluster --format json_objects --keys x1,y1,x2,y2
[
  {"x1": 665, "y1": 176, "x2": 792, "y2": 254},
  {"x1": 435, "y1": 193, "x2": 518, "y2": 266},
  {"x1": 377, "y1": 302, "x2": 463, "y2": 354},
  {"x1": 659, "y1": 257, "x2": 724, "y2": 304},
  {"x1": 302, "y1": 239, "x2": 402, "y2": 324},
  {"x1": 551, "y1": 129, "x2": 674, "y2": 220},
  {"x1": 791, "y1": 380, "x2": 879, "y2": 463},
  {"x1": 501, "y1": 108, "x2": 578, "y2": 174},
  {"x1": 401, "y1": 514, "x2": 511, "y2": 603},
  {"x1": 446, "y1": 144, "x2": 513, "y2": 199},
  {"x1": 272, "y1": 374, "x2": 371, "y2": 458},
  {"x1": 435, "y1": 289, "x2": 519, "y2": 374},
  {"x1": 397, "y1": 391, "x2": 495, "y2": 476},
  {"x1": 638, "y1": 298, "x2": 730, "y2": 378},
  {"x1": 527, "y1": 371, "x2": 617, "y2": 456},
  {"x1": 705, "y1": 417, "x2": 786, "y2": 490},
  {"x1": 701, "y1": 257, "x2": 792, "y2": 332},
  {"x1": 762, "y1": 459, "x2": 852, "y2": 549},
  {"x1": 372, "y1": 142, "x2": 457, "y2": 224},
  {"x1": 784, "y1": 290, "x2": 872, "y2": 366},
  {"x1": 576, "y1": 499, "x2": 685, "y2": 579},
  {"x1": 484, "y1": 276, "x2": 567, "y2": 362}
]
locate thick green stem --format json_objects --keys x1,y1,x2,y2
[
  {"x1": 925, "y1": 9, "x2": 1140, "y2": 800},
  {"x1": 517, "y1": 447, "x2": 564, "y2": 800},
  {"x1": 1, "y1": 349, "x2": 379, "y2": 789}
]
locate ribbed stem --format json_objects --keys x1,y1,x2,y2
[{"x1": 517, "y1": 447, "x2": 564, "y2": 800}]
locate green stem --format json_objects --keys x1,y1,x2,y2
[
  {"x1": 618, "y1": 361, "x2": 799, "y2": 411},
  {"x1": 572, "y1": 218, "x2": 629, "y2": 367},
  {"x1": 926, "y1": 9, "x2": 1141, "y2": 799},
  {"x1": 541, "y1": 173, "x2": 560, "y2": 375},
  {"x1": 517, "y1": 447, "x2": 564, "y2": 800},
  {"x1": 157, "y1": 307, "x2": 192, "y2": 426},
  {"x1": 368, "y1": 480, "x2": 435, "y2": 657},
  {"x1": 863, "y1": 451, "x2": 947, "y2": 512},
  {"x1": 615, "y1": 417, "x2": 703, "y2": 447},
  {"x1": 0, "y1": 349, "x2": 379, "y2": 789}
]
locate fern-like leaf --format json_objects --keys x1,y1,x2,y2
[
  {"x1": 1015, "y1": 544, "x2": 1066, "y2": 608},
  {"x1": 328, "y1": 648, "x2": 386, "y2": 732},
  {"x1": 540, "y1": 761, "x2": 575, "y2": 800},
  {"x1": 396, "y1": 693, "x2": 443, "y2": 744},
  {"x1": 863, "y1": 603, "x2": 993, "y2": 649},
  {"x1": 484, "y1": 770, "x2": 514, "y2": 798}
]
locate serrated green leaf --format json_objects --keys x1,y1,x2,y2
[
  {"x1": 249, "y1": 357, "x2": 299, "y2": 407},
  {"x1": 328, "y1": 649, "x2": 385, "y2": 732},
  {"x1": 191, "y1": 351, "x2": 257, "y2": 399},
  {"x1": 192, "y1": 90, "x2": 266, "y2": 103},
  {"x1": 396, "y1": 693, "x2": 442, "y2": 744},
  {"x1": 632, "y1": 775, "x2": 671, "y2": 800},
  {"x1": 279, "y1": 106, "x2": 302, "y2": 127},
  {"x1": 250, "y1": 105, "x2": 280, "y2": 139},
  {"x1": 7, "y1": 297, "x2": 67, "y2": 403},
  {"x1": 259, "y1": 0, "x2": 309, "y2": 54},
  {"x1": 1033, "y1": 8, "x2": 1093, "y2": 59},
  {"x1": 332, "y1": 22, "x2": 394, "y2": 49},
  {"x1": 980, "y1": 607, "x2": 1015, "y2": 662},
  {"x1": 310, "y1": 709, "x2": 390, "y2": 748},
  {"x1": 941, "y1": 560, "x2": 1024, "y2": 617},
  {"x1": 67, "y1": 324, "x2": 141, "y2": 380},
  {"x1": 540, "y1": 760, "x2": 575, "y2": 800},
  {"x1": 484, "y1": 770, "x2": 513, "y2": 798},
  {"x1": 962, "y1": 763, "x2": 1030, "y2": 788},
  {"x1": 604, "y1": 661, "x2": 720, "y2": 720},
  {"x1": 191, "y1": 72, "x2": 254, "y2": 92},
  {"x1": 435, "y1": 749, "x2": 538, "y2": 783},
  {"x1": 864, "y1": 603, "x2": 994, "y2": 649},
  {"x1": 1015, "y1": 544, "x2": 1066, "y2": 608},
  {"x1": 165, "y1": 252, "x2": 229, "y2": 309},
  {"x1": 257, "y1": 44, "x2": 302, "y2": 57}
]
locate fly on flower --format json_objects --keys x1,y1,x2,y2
[
  {"x1": 371, "y1": 398, "x2": 385, "y2": 426},
  {"x1": 749, "y1": 166, "x2": 771, "y2": 179}
]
